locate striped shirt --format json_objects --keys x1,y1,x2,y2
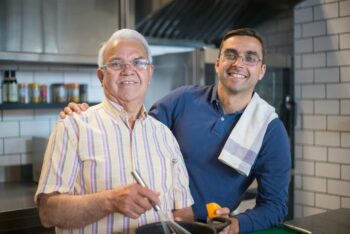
[{"x1": 35, "y1": 99, "x2": 193, "y2": 234}]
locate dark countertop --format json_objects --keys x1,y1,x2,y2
[
  {"x1": 0, "y1": 182, "x2": 37, "y2": 213},
  {"x1": 0, "y1": 182, "x2": 53, "y2": 233}
]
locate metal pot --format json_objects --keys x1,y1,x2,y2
[{"x1": 135, "y1": 217, "x2": 231, "y2": 234}]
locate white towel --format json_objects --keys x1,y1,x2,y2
[{"x1": 218, "y1": 93, "x2": 278, "y2": 176}]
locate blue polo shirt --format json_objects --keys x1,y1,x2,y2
[{"x1": 149, "y1": 85, "x2": 291, "y2": 233}]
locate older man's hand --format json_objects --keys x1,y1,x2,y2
[
  {"x1": 59, "y1": 102, "x2": 89, "y2": 119},
  {"x1": 109, "y1": 183, "x2": 161, "y2": 219}
]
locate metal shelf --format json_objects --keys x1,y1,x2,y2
[{"x1": 0, "y1": 102, "x2": 98, "y2": 110}]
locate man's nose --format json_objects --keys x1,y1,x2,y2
[
  {"x1": 232, "y1": 56, "x2": 245, "y2": 66},
  {"x1": 120, "y1": 63, "x2": 134, "y2": 73}
]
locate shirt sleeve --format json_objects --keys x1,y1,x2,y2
[
  {"x1": 236, "y1": 119, "x2": 291, "y2": 233},
  {"x1": 34, "y1": 118, "x2": 80, "y2": 203}
]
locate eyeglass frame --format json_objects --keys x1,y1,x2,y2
[
  {"x1": 100, "y1": 58, "x2": 151, "y2": 71},
  {"x1": 219, "y1": 49, "x2": 263, "y2": 66}
]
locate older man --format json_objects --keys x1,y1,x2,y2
[{"x1": 35, "y1": 29, "x2": 194, "y2": 234}]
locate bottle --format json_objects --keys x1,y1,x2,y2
[
  {"x1": 79, "y1": 84, "x2": 88, "y2": 103},
  {"x1": 18, "y1": 82, "x2": 26, "y2": 103},
  {"x1": 8, "y1": 70, "x2": 18, "y2": 103},
  {"x1": 1, "y1": 71, "x2": 10, "y2": 103},
  {"x1": 40, "y1": 84, "x2": 47, "y2": 103},
  {"x1": 28, "y1": 82, "x2": 40, "y2": 103}
]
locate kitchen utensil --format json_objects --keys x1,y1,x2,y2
[{"x1": 131, "y1": 170, "x2": 191, "y2": 234}]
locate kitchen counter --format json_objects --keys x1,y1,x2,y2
[
  {"x1": 252, "y1": 208, "x2": 350, "y2": 234},
  {"x1": 0, "y1": 182, "x2": 54, "y2": 234},
  {"x1": 0, "y1": 182, "x2": 37, "y2": 212}
]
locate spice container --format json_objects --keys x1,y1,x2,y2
[
  {"x1": 51, "y1": 83, "x2": 66, "y2": 103},
  {"x1": 79, "y1": 84, "x2": 88, "y2": 103},
  {"x1": 8, "y1": 71, "x2": 18, "y2": 103},
  {"x1": 18, "y1": 83, "x2": 26, "y2": 103},
  {"x1": 1, "y1": 71, "x2": 10, "y2": 103},
  {"x1": 40, "y1": 84, "x2": 47, "y2": 103},
  {"x1": 66, "y1": 83, "x2": 80, "y2": 102},
  {"x1": 28, "y1": 82, "x2": 40, "y2": 103}
]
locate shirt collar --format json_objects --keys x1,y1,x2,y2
[
  {"x1": 209, "y1": 83, "x2": 220, "y2": 106},
  {"x1": 103, "y1": 98, "x2": 148, "y2": 120}
]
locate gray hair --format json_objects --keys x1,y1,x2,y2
[{"x1": 97, "y1": 28, "x2": 152, "y2": 67}]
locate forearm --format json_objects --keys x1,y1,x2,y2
[{"x1": 38, "y1": 191, "x2": 112, "y2": 228}]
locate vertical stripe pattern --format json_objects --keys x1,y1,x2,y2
[{"x1": 35, "y1": 99, "x2": 193, "y2": 234}]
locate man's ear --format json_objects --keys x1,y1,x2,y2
[
  {"x1": 258, "y1": 63, "x2": 266, "y2": 81},
  {"x1": 97, "y1": 69, "x2": 104, "y2": 85}
]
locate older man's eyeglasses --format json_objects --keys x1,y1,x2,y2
[
  {"x1": 221, "y1": 50, "x2": 262, "y2": 66},
  {"x1": 101, "y1": 58, "x2": 151, "y2": 71}
]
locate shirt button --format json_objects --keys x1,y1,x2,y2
[{"x1": 221, "y1": 117, "x2": 225, "y2": 121}]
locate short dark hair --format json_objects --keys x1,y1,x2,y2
[{"x1": 218, "y1": 28, "x2": 265, "y2": 63}]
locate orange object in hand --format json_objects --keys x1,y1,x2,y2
[{"x1": 206, "y1": 202, "x2": 222, "y2": 218}]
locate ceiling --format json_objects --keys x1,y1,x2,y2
[{"x1": 136, "y1": 0, "x2": 302, "y2": 47}]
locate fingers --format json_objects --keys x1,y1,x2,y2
[
  {"x1": 112, "y1": 184, "x2": 160, "y2": 219},
  {"x1": 80, "y1": 103, "x2": 89, "y2": 110},
  {"x1": 68, "y1": 102, "x2": 82, "y2": 114},
  {"x1": 216, "y1": 207, "x2": 231, "y2": 217}
]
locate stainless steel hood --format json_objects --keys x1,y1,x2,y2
[
  {"x1": 136, "y1": 0, "x2": 302, "y2": 47},
  {"x1": 0, "y1": 0, "x2": 134, "y2": 65}
]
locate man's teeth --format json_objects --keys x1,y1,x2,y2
[
  {"x1": 121, "y1": 81, "x2": 137, "y2": 84},
  {"x1": 229, "y1": 73, "x2": 246, "y2": 79}
]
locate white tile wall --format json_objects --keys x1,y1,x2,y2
[
  {"x1": 327, "y1": 83, "x2": 350, "y2": 98},
  {"x1": 340, "y1": 67, "x2": 350, "y2": 82},
  {"x1": 303, "y1": 176, "x2": 327, "y2": 192},
  {"x1": 340, "y1": 1, "x2": 350, "y2": 16},
  {"x1": 315, "y1": 131, "x2": 340, "y2": 146},
  {"x1": 326, "y1": 16, "x2": 350, "y2": 34},
  {"x1": 327, "y1": 50, "x2": 350, "y2": 66},
  {"x1": 341, "y1": 165, "x2": 350, "y2": 180},
  {"x1": 295, "y1": 69, "x2": 314, "y2": 84},
  {"x1": 340, "y1": 132, "x2": 350, "y2": 147},
  {"x1": 298, "y1": 100, "x2": 314, "y2": 114},
  {"x1": 0, "y1": 139, "x2": 3, "y2": 154},
  {"x1": 314, "y1": 35, "x2": 339, "y2": 52},
  {"x1": 295, "y1": 39, "x2": 313, "y2": 53},
  {"x1": 0, "y1": 122, "x2": 19, "y2": 137},
  {"x1": 328, "y1": 180, "x2": 350, "y2": 196},
  {"x1": 295, "y1": 160, "x2": 315, "y2": 175},
  {"x1": 328, "y1": 148, "x2": 350, "y2": 164},
  {"x1": 303, "y1": 115, "x2": 326, "y2": 130},
  {"x1": 295, "y1": 175, "x2": 303, "y2": 189},
  {"x1": 327, "y1": 116, "x2": 350, "y2": 131},
  {"x1": 303, "y1": 206, "x2": 325, "y2": 216},
  {"x1": 314, "y1": 68, "x2": 339, "y2": 83},
  {"x1": 303, "y1": 145, "x2": 327, "y2": 161},
  {"x1": 0, "y1": 155, "x2": 21, "y2": 166},
  {"x1": 295, "y1": 7, "x2": 313, "y2": 23},
  {"x1": 4, "y1": 137, "x2": 31, "y2": 154},
  {"x1": 295, "y1": 190, "x2": 315, "y2": 205},
  {"x1": 340, "y1": 33, "x2": 350, "y2": 49},
  {"x1": 295, "y1": 130, "x2": 315, "y2": 145},
  {"x1": 314, "y1": 3, "x2": 339, "y2": 20},
  {"x1": 302, "y1": 53, "x2": 326, "y2": 68},
  {"x1": 315, "y1": 162, "x2": 340, "y2": 178},
  {"x1": 315, "y1": 193, "x2": 340, "y2": 209},
  {"x1": 315, "y1": 100, "x2": 339, "y2": 114},
  {"x1": 20, "y1": 120, "x2": 50, "y2": 137},
  {"x1": 301, "y1": 84, "x2": 325, "y2": 98},
  {"x1": 302, "y1": 21, "x2": 326, "y2": 37},
  {"x1": 341, "y1": 197, "x2": 350, "y2": 208}
]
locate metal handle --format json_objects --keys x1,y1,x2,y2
[{"x1": 131, "y1": 170, "x2": 160, "y2": 212}]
